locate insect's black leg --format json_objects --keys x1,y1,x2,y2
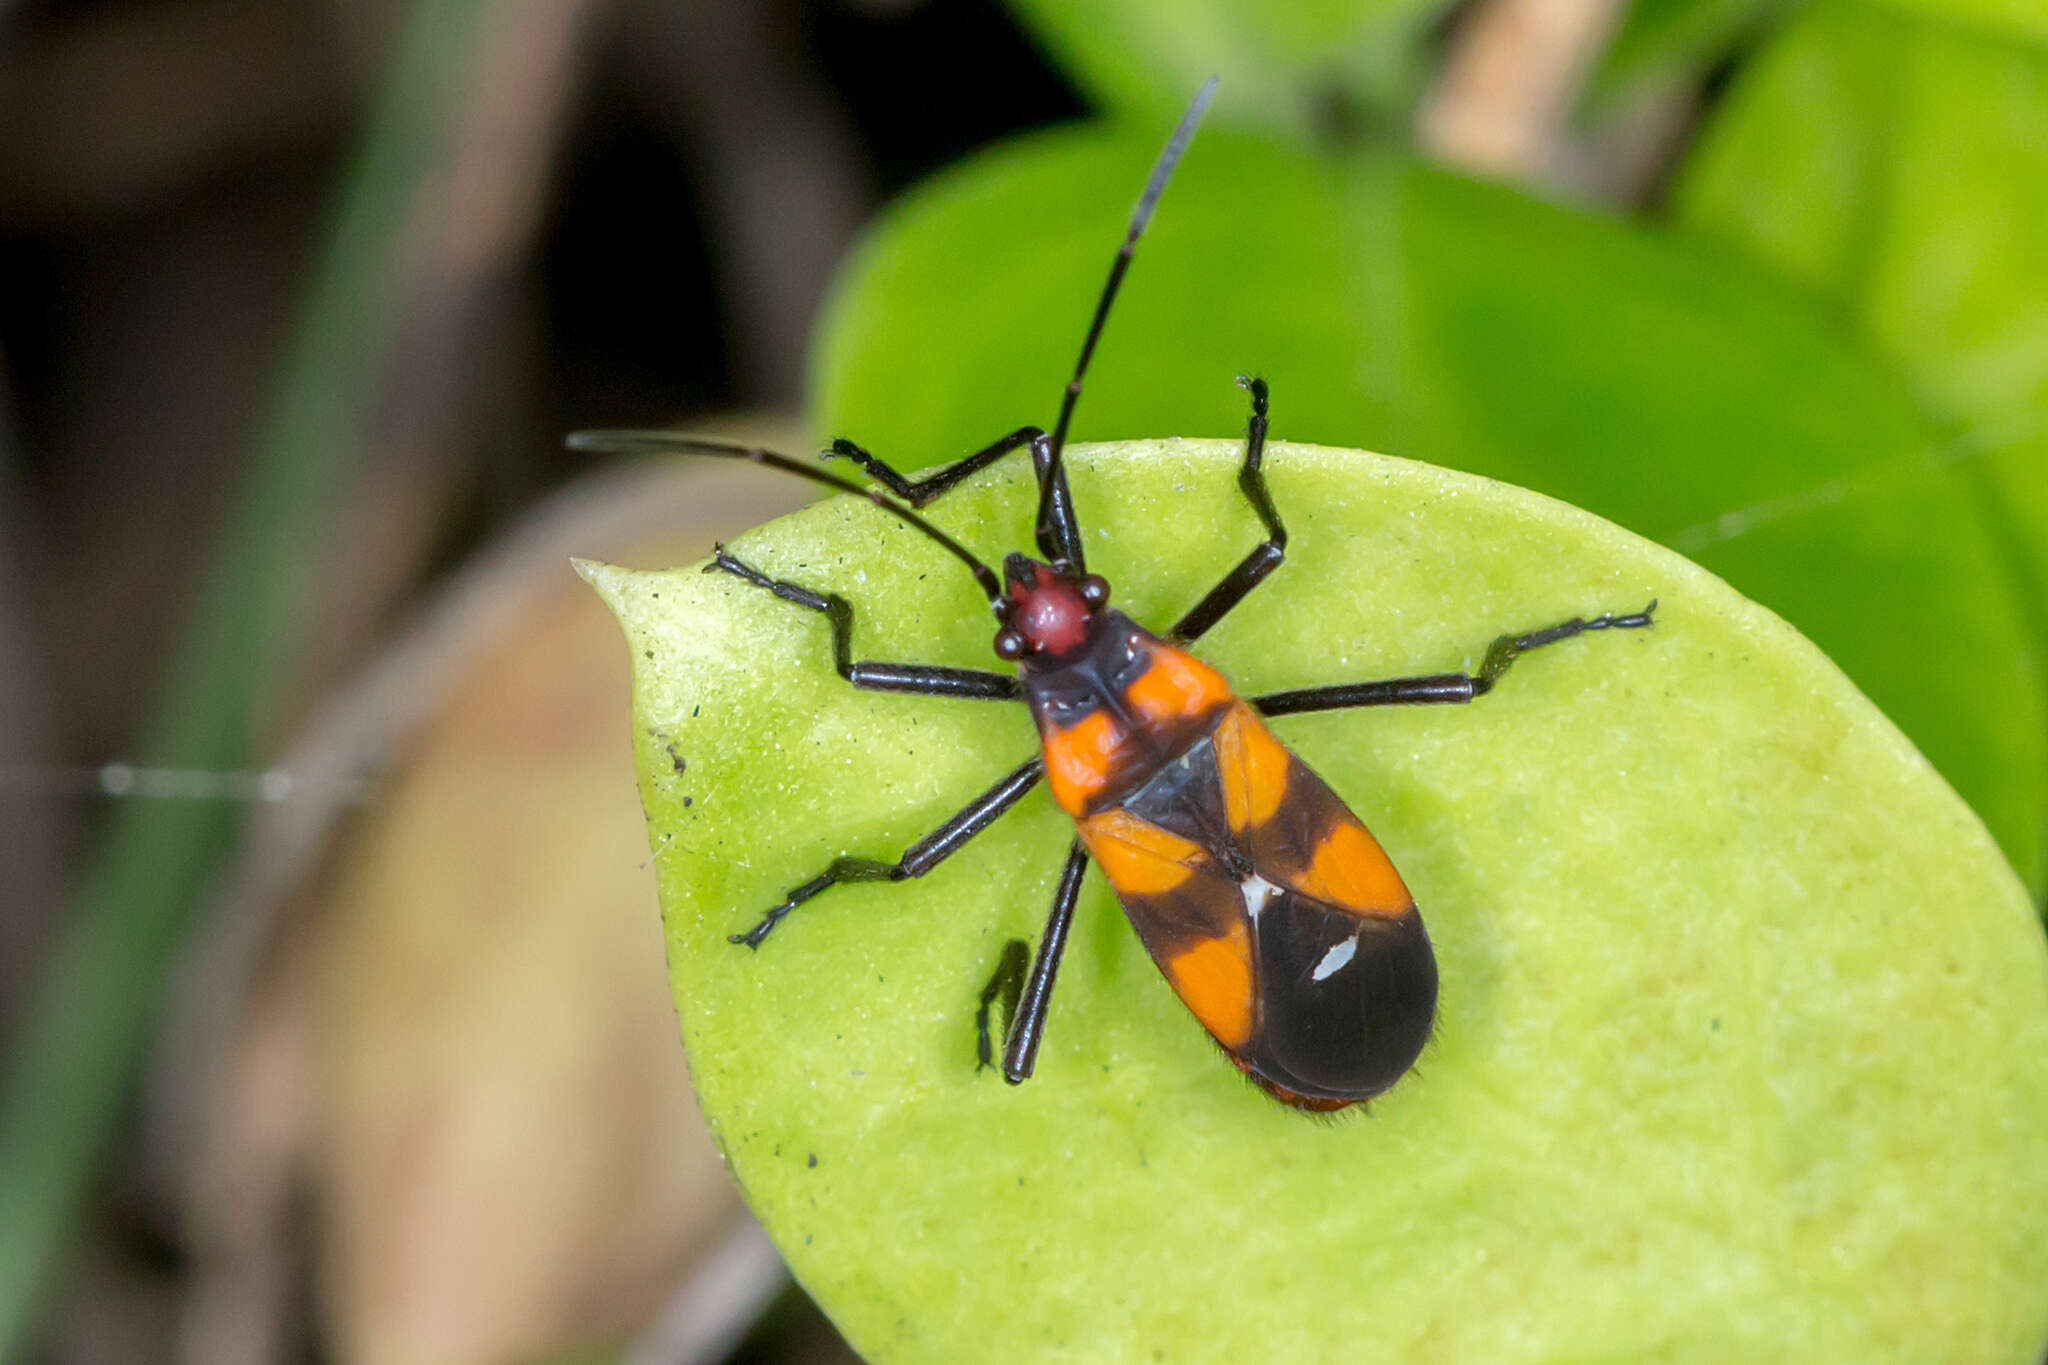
[
  {"x1": 1169, "y1": 377, "x2": 1285, "y2": 643},
  {"x1": 1000, "y1": 840, "x2": 1091, "y2": 1085},
  {"x1": 707, "y1": 546, "x2": 1021, "y2": 700},
  {"x1": 826, "y1": 426, "x2": 1043, "y2": 507},
  {"x1": 827, "y1": 426, "x2": 1084, "y2": 568},
  {"x1": 1030, "y1": 432, "x2": 1086, "y2": 570},
  {"x1": 732, "y1": 756, "x2": 1045, "y2": 948},
  {"x1": 1252, "y1": 602, "x2": 1658, "y2": 717},
  {"x1": 976, "y1": 940, "x2": 1029, "y2": 1072}
]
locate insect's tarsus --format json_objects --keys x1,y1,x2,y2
[
  {"x1": 1473, "y1": 600, "x2": 1658, "y2": 695},
  {"x1": 1250, "y1": 602, "x2": 1659, "y2": 717},
  {"x1": 705, "y1": 544, "x2": 1023, "y2": 700}
]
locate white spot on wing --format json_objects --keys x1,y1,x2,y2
[
  {"x1": 1239, "y1": 874, "x2": 1279, "y2": 921},
  {"x1": 1312, "y1": 936, "x2": 1357, "y2": 982}
]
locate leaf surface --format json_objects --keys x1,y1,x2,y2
[{"x1": 588, "y1": 441, "x2": 2048, "y2": 1363}]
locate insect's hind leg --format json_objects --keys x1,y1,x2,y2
[
  {"x1": 1252, "y1": 603, "x2": 1659, "y2": 717},
  {"x1": 707, "y1": 547, "x2": 1020, "y2": 700},
  {"x1": 733, "y1": 756, "x2": 1044, "y2": 948},
  {"x1": 1169, "y1": 377, "x2": 1285, "y2": 643}
]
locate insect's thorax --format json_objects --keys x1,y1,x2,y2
[
  {"x1": 1026, "y1": 610, "x2": 1433, "y2": 1109},
  {"x1": 1023, "y1": 612, "x2": 1237, "y2": 818}
]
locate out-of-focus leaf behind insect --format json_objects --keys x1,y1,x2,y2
[
  {"x1": 1001, "y1": 0, "x2": 1446, "y2": 135},
  {"x1": 1592, "y1": 0, "x2": 2044, "y2": 106},
  {"x1": 1674, "y1": 0, "x2": 2048, "y2": 669},
  {"x1": 1590, "y1": 0, "x2": 1793, "y2": 100},
  {"x1": 811, "y1": 127, "x2": 2047, "y2": 889}
]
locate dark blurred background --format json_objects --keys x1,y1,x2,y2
[
  {"x1": 0, "y1": 0, "x2": 1080, "y2": 819},
  {"x1": 2, "y1": 4, "x2": 1083, "y2": 1361},
  {"x1": 2, "y1": 0, "x2": 2044, "y2": 1361}
]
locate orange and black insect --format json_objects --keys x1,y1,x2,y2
[{"x1": 572, "y1": 79, "x2": 1653, "y2": 1111}]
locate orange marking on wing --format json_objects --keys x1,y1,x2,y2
[
  {"x1": 1042, "y1": 710, "x2": 1121, "y2": 815},
  {"x1": 1166, "y1": 921, "x2": 1255, "y2": 1049},
  {"x1": 1293, "y1": 819, "x2": 1412, "y2": 918},
  {"x1": 1124, "y1": 646, "x2": 1232, "y2": 725},
  {"x1": 1213, "y1": 702, "x2": 1290, "y2": 833},
  {"x1": 1080, "y1": 809, "x2": 1206, "y2": 896}
]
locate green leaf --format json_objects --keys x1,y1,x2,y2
[
  {"x1": 1869, "y1": 0, "x2": 2048, "y2": 47},
  {"x1": 1593, "y1": 0, "x2": 1790, "y2": 96},
  {"x1": 811, "y1": 127, "x2": 2047, "y2": 888},
  {"x1": 999, "y1": 0, "x2": 1444, "y2": 134},
  {"x1": 1673, "y1": 1, "x2": 2048, "y2": 619},
  {"x1": 587, "y1": 442, "x2": 2048, "y2": 1362},
  {"x1": 1591, "y1": 0, "x2": 2046, "y2": 110}
]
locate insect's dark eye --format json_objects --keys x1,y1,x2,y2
[
  {"x1": 994, "y1": 629, "x2": 1027, "y2": 660},
  {"x1": 992, "y1": 598, "x2": 1014, "y2": 623},
  {"x1": 1079, "y1": 575, "x2": 1110, "y2": 608}
]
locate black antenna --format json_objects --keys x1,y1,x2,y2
[
  {"x1": 1034, "y1": 75, "x2": 1217, "y2": 556},
  {"x1": 567, "y1": 431, "x2": 1003, "y2": 604}
]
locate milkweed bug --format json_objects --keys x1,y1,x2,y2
[{"x1": 571, "y1": 78, "x2": 1656, "y2": 1111}]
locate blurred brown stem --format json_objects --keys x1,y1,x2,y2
[{"x1": 1419, "y1": 0, "x2": 1697, "y2": 203}]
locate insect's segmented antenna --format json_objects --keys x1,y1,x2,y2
[
  {"x1": 566, "y1": 431, "x2": 1004, "y2": 604},
  {"x1": 1034, "y1": 75, "x2": 1217, "y2": 556}
]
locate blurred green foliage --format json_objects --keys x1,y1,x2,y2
[
  {"x1": 1596, "y1": 0, "x2": 2047, "y2": 98},
  {"x1": 1007, "y1": 0, "x2": 1443, "y2": 132},
  {"x1": 1674, "y1": 0, "x2": 2048, "y2": 644},
  {"x1": 817, "y1": 152, "x2": 2045, "y2": 887},
  {"x1": 1594, "y1": 0, "x2": 1793, "y2": 96}
]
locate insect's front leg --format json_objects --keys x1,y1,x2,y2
[
  {"x1": 707, "y1": 547, "x2": 1021, "y2": 700},
  {"x1": 829, "y1": 428, "x2": 1087, "y2": 570},
  {"x1": 1252, "y1": 603, "x2": 1659, "y2": 717},
  {"x1": 733, "y1": 756, "x2": 1045, "y2": 948},
  {"x1": 1170, "y1": 376, "x2": 1285, "y2": 643},
  {"x1": 825, "y1": 426, "x2": 1042, "y2": 506}
]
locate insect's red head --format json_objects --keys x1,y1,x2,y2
[{"x1": 994, "y1": 554, "x2": 1109, "y2": 665}]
